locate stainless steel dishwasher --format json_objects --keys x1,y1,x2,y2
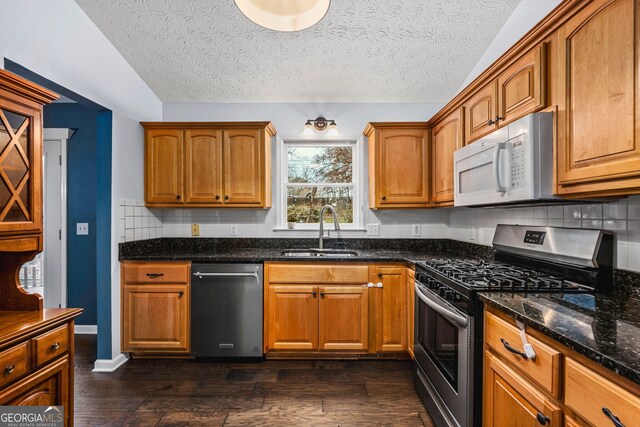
[{"x1": 191, "y1": 263, "x2": 263, "y2": 358}]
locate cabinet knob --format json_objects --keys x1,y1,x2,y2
[
  {"x1": 535, "y1": 413, "x2": 550, "y2": 425},
  {"x1": 178, "y1": 291, "x2": 184, "y2": 298},
  {"x1": 224, "y1": 195, "x2": 230, "y2": 201},
  {"x1": 381, "y1": 196, "x2": 387, "y2": 201},
  {"x1": 312, "y1": 290, "x2": 317, "y2": 298},
  {"x1": 377, "y1": 273, "x2": 382, "y2": 278},
  {"x1": 51, "y1": 342, "x2": 60, "y2": 351},
  {"x1": 215, "y1": 195, "x2": 220, "y2": 200},
  {"x1": 488, "y1": 118, "x2": 496, "y2": 126},
  {"x1": 320, "y1": 291, "x2": 325, "y2": 298},
  {"x1": 602, "y1": 407, "x2": 624, "y2": 427},
  {"x1": 176, "y1": 195, "x2": 181, "y2": 200},
  {"x1": 4, "y1": 364, "x2": 15, "y2": 375}
]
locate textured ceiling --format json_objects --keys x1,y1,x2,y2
[{"x1": 74, "y1": 0, "x2": 520, "y2": 103}]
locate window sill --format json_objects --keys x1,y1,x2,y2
[{"x1": 272, "y1": 227, "x2": 367, "y2": 233}]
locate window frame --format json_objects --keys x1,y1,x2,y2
[{"x1": 279, "y1": 139, "x2": 362, "y2": 230}]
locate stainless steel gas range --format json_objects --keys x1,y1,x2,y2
[{"x1": 413, "y1": 224, "x2": 614, "y2": 427}]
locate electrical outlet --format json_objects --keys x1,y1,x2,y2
[
  {"x1": 191, "y1": 224, "x2": 200, "y2": 237},
  {"x1": 367, "y1": 224, "x2": 380, "y2": 236},
  {"x1": 76, "y1": 223, "x2": 89, "y2": 235},
  {"x1": 230, "y1": 225, "x2": 238, "y2": 236},
  {"x1": 411, "y1": 224, "x2": 421, "y2": 237},
  {"x1": 468, "y1": 227, "x2": 475, "y2": 241}
]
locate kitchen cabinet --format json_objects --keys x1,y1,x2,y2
[
  {"x1": 406, "y1": 268, "x2": 415, "y2": 359},
  {"x1": 431, "y1": 108, "x2": 463, "y2": 206},
  {"x1": 142, "y1": 122, "x2": 275, "y2": 208},
  {"x1": 484, "y1": 307, "x2": 640, "y2": 427},
  {"x1": 556, "y1": 0, "x2": 640, "y2": 197},
  {"x1": 121, "y1": 261, "x2": 191, "y2": 355},
  {"x1": 484, "y1": 352, "x2": 562, "y2": 427},
  {"x1": 264, "y1": 263, "x2": 406, "y2": 356},
  {"x1": 364, "y1": 123, "x2": 430, "y2": 208},
  {"x1": 370, "y1": 266, "x2": 406, "y2": 353},
  {"x1": 464, "y1": 44, "x2": 546, "y2": 144}
]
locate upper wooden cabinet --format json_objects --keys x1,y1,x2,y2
[
  {"x1": 364, "y1": 123, "x2": 430, "y2": 208},
  {"x1": 464, "y1": 44, "x2": 546, "y2": 144},
  {"x1": 431, "y1": 108, "x2": 464, "y2": 206},
  {"x1": 556, "y1": 0, "x2": 640, "y2": 196},
  {"x1": 142, "y1": 122, "x2": 275, "y2": 208}
]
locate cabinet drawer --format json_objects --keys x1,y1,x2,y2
[
  {"x1": 123, "y1": 262, "x2": 190, "y2": 284},
  {"x1": 485, "y1": 312, "x2": 562, "y2": 397},
  {"x1": 267, "y1": 264, "x2": 369, "y2": 284},
  {"x1": 34, "y1": 325, "x2": 68, "y2": 367},
  {"x1": 0, "y1": 342, "x2": 29, "y2": 388},
  {"x1": 565, "y1": 357, "x2": 640, "y2": 427}
]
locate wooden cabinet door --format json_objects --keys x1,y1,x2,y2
[
  {"x1": 484, "y1": 352, "x2": 562, "y2": 427},
  {"x1": 464, "y1": 81, "x2": 498, "y2": 144},
  {"x1": 431, "y1": 108, "x2": 463, "y2": 205},
  {"x1": 267, "y1": 285, "x2": 318, "y2": 351},
  {"x1": 374, "y1": 128, "x2": 429, "y2": 207},
  {"x1": 0, "y1": 100, "x2": 42, "y2": 234},
  {"x1": 497, "y1": 44, "x2": 546, "y2": 125},
  {"x1": 122, "y1": 284, "x2": 190, "y2": 353},
  {"x1": 184, "y1": 129, "x2": 223, "y2": 205},
  {"x1": 557, "y1": 0, "x2": 640, "y2": 194},
  {"x1": 145, "y1": 129, "x2": 184, "y2": 205},
  {"x1": 318, "y1": 285, "x2": 368, "y2": 351},
  {"x1": 371, "y1": 266, "x2": 407, "y2": 353},
  {"x1": 406, "y1": 269, "x2": 415, "y2": 359},
  {"x1": 223, "y1": 129, "x2": 264, "y2": 205}
]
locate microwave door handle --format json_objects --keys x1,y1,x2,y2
[
  {"x1": 415, "y1": 283, "x2": 468, "y2": 327},
  {"x1": 493, "y1": 142, "x2": 506, "y2": 193}
]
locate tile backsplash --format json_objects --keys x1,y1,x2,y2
[{"x1": 119, "y1": 195, "x2": 640, "y2": 273}]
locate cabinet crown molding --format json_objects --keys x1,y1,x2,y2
[
  {"x1": 0, "y1": 69, "x2": 59, "y2": 105},
  {"x1": 141, "y1": 121, "x2": 277, "y2": 136}
]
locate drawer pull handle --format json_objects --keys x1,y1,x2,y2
[
  {"x1": 536, "y1": 412, "x2": 550, "y2": 425},
  {"x1": 51, "y1": 342, "x2": 61, "y2": 351},
  {"x1": 602, "y1": 407, "x2": 625, "y2": 427},
  {"x1": 4, "y1": 364, "x2": 15, "y2": 375},
  {"x1": 146, "y1": 273, "x2": 164, "y2": 279},
  {"x1": 500, "y1": 338, "x2": 528, "y2": 359}
]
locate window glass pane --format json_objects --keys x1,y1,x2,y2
[
  {"x1": 287, "y1": 186, "x2": 353, "y2": 224},
  {"x1": 287, "y1": 146, "x2": 352, "y2": 184}
]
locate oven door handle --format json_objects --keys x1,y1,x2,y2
[{"x1": 415, "y1": 283, "x2": 468, "y2": 327}]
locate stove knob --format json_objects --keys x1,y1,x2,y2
[
  {"x1": 431, "y1": 282, "x2": 440, "y2": 291},
  {"x1": 439, "y1": 287, "x2": 447, "y2": 297},
  {"x1": 444, "y1": 290, "x2": 454, "y2": 301}
]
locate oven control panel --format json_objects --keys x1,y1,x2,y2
[{"x1": 523, "y1": 230, "x2": 546, "y2": 245}]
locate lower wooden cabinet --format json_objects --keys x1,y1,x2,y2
[
  {"x1": 121, "y1": 261, "x2": 191, "y2": 355},
  {"x1": 484, "y1": 352, "x2": 562, "y2": 427},
  {"x1": 0, "y1": 356, "x2": 69, "y2": 408},
  {"x1": 264, "y1": 263, "x2": 406, "y2": 356},
  {"x1": 406, "y1": 269, "x2": 415, "y2": 359},
  {"x1": 484, "y1": 307, "x2": 640, "y2": 427}
]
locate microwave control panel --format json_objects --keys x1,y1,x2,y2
[{"x1": 510, "y1": 138, "x2": 525, "y2": 189}]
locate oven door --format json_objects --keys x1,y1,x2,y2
[{"x1": 414, "y1": 282, "x2": 474, "y2": 427}]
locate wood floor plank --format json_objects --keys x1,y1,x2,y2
[
  {"x1": 74, "y1": 396, "x2": 146, "y2": 412},
  {"x1": 225, "y1": 368, "x2": 279, "y2": 382},
  {"x1": 365, "y1": 381, "x2": 419, "y2": 396},
  {"x1": 136, "y1": 396, "x2": 264, "y2": 412},
  {"x1": 322, "y1": 395, "x2": 426, "y2": 413},
  {"x1": 223, "y1": 411, "x2": 425, "y2": 426},
  {"x1": 74, "y1": 411, "x2": 163, "y2": 427},
  {"x1": 254, "y1": 381, "x2": 367, "y2": 397},
  {"x1": 260, "y1": 397, "x2": 323, "y2": 414},
  {"x1": 156, "y1": 411, "x2": 228, "y2": 426}
]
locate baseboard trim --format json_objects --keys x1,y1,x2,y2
[
  {"x1": 74, "y1": 325, "x2": 97, "y2": 334},
  {"x1": 92, "y1": 353, "x2": 128, "y2": 372}
]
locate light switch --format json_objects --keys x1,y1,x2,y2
[{"x1": 77, "y1": 223, "x2": 89, "y2": 235}]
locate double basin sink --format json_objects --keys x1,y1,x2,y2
[{"x1": 281, "y1": 248, "x2": 359, "y2": 258}]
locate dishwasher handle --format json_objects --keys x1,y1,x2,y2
[{"x1": 193, "y1": 272, "x2": 260, "y2": 281}]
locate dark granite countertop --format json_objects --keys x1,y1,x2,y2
[
  {"x1": 480, "y1": 287, "x2": 640, "y2": 385},
  {"x1": 118, "y1": 237, "x2": 495, "y2": 264}
]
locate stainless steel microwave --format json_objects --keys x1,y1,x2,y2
[{"x1": 453, "y1": 112, "x2": 556, "y2": 207}]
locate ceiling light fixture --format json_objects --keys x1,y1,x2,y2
[
  {"x1": 234, "y1": 0, "x2": 331, "y2": 32},
  {"x1": 302, "y1": 116, "x2": 339, "y2": 138}
]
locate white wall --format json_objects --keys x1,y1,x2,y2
[
  {"x1": 457, "y1": 0, "x2": 563, "y2": 92},
  {"x1": 0, "y1": 0, "x2": 163, "y2": 362}
]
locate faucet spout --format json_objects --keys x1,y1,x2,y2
[{"x1": 319, "y1": 205, "x2": 340, "y2": 249}]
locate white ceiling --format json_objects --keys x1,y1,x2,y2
[{"x1": 74, "y1": 0, "x2": 520, "y2": 103}]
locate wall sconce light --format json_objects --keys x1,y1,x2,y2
[{"x1": 302, "y1": 116, "x2": 339, "y2": 138}]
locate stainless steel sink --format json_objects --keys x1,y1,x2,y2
[{"x1": 281, "y1": 249, "x2": 359, "y2": 257}]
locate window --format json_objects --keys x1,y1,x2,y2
[{"x1": 281, "y1": 140, "x2": 360, "y2": 229}]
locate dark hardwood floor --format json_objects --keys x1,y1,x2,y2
[{"x1": 74, "y1": 335, "x2": 434, "y2": 426}]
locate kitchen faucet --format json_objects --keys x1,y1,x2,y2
[{"x1": 318, "y1": 205, "x2": 340, "y2": 249}]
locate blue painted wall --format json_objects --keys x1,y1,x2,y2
[{"x1": 43, "y1": 103, "x2": 98, "y2": 325}]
